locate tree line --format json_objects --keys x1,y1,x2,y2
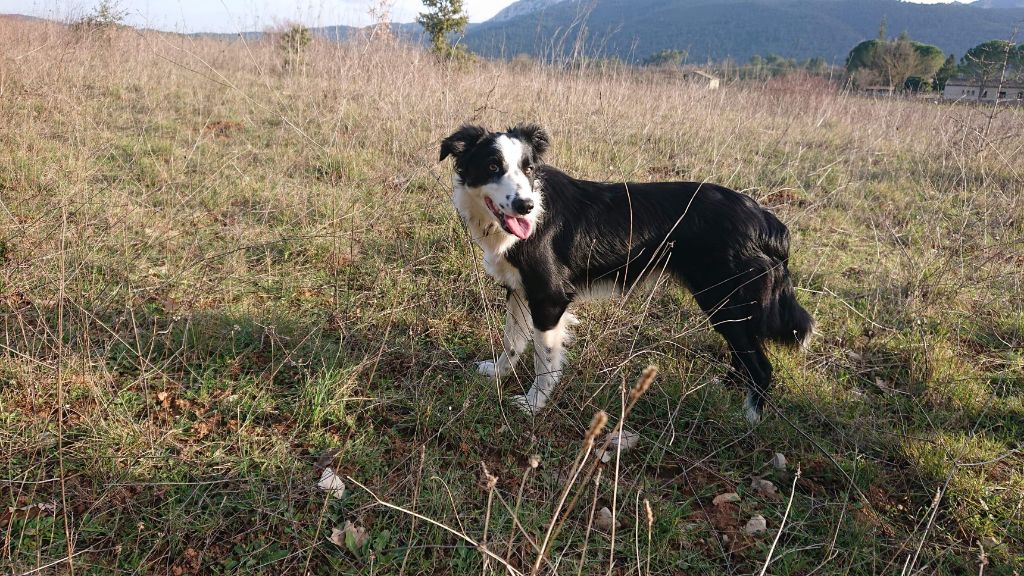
[
  {"x1": 593, "y1": 18, "x2": 1024, "y2": 93},
  {"x1": 285, "y1": 0, "x2": 1024, "y2": 98},
  {"x1": 845, "y1": 20, "x2": 1023, "y2": 93}
]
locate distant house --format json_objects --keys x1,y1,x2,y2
[
  {"x1": 943, "y1": 77, "x2": 1024, "y2": 103},
  {"x1": 862, "y1": 85, "x2": 895, "y2": 97},
  {"x1": 679, "y1": 69, "x2": 720, "y2": 90}
]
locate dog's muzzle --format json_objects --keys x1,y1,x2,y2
[{"x1": 485, "y1": 197, "x2": 533, "y2": 240}]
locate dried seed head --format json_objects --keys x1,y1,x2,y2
[
  {"x1": 644, "y1": 499, "x2": 654, "y2": 528},
  {"x1": 629, "y1": 365, "x2": 658, "y2": 402},
  {"x1": 480, "y1": 462, "x2": 498, "y2": 490},
  {"x1": 585, "y1": 410, "x2": 608, "y2": 442}
]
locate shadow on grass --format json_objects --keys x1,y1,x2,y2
[{"x1": 2, "y1": 296, "x2": 516, "y2": 574}]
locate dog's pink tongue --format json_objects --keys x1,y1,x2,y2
[{"x1": 504, "y1": 214, "x2": 531, "y2": 240}]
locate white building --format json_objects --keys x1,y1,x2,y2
[
  {"x1": 943, "y1": 77, "x2": 1024, "y2": 103},
  {"x1": 679, "y1": 69, "x2": 720, "y2": 90}
]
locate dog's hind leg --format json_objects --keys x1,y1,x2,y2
[
  {"x1": 694, "y1": 287, "x2": 772, "y2": 424},
  {"x1": 735, "y1": 337, "x2": 772, "y2": 424},
  {"x1": 478, "y1": 290, "x2": 532, "y2": 379},
  {"x1": 716, "y1": 323, "x2": 772, "y2": 424}
]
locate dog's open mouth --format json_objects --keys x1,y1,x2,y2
[{"x1": 484, "y1": 197, "x2": 532, "y2": 240}]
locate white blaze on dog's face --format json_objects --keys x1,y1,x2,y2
[
  {"x1": 440, "y1": 124, "x2": 550, "y2": 241},
  {"x1": 483, "y1": 135, "x2": 543, "y2": 239}
]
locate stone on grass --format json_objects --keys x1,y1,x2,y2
[
  {"x1": 770, "y1": 452, "x2": 787, "y2": 470},
  {"x1": 317, "y1": 467, "x2": 346, "y2": 500},
  {"x1": 595, "y1": 506, "x2": 616, "y2": 530},
  {"x1": 751, "y1": 477, "x2": 780, "y2": 499},
  {"x1": 712, "y1": 492, "x2": 741, "y2": 505},
  {"x1": 743, "y1": 515, "x2": 768, "y2": 535}
]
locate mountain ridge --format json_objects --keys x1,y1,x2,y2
[
  {"x1": 489, "y1": 0, "x2": 570, "y2": 23},
  {"x1": 11, "y1": 0, "x2": 1019, "y2": 65},
  {"x1": 972, "y1": 0, "x2": 1024, "y2": 8},
  {"x1": 464, "y1": 0, "x2": 1024, "y2": 63}
]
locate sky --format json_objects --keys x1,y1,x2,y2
[{"x1": 1, "y1": 0, "x2": 964, "y2": 34}]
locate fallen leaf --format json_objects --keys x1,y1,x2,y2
[
  {"x1": 770, "y1": 452, "x2": 787, "y2": 470},
  {"x1": 343, "y1": 520, "x2": 369, "y2": 549},
  {"x1": 712, "y1": 492, "x2": 741, "y2": 506},
  {"x1": 743, "y1": 515, "x2": 767, "y2": 535},
  {"x1": 751, "y1": 478, "x2": 780, "y2": 499},
  {"x1": 1, "y1": 501, "x2": 57, "y2": 523},
  {"x1": 328, "y1": 527, "x2": 345, "y2": 546},
  {"x1": 317, "y1": 467, "x2": 346, "y2": 499},
  {"x1": 157, "y1": 391, "x2": 172, "y2": 410},
  {"x1": 595, "y1": 430, "x2": 641, "y2": 463},
  {"x1": 679, "y1": 521, "x2": 702, "y2": 533},
  {"x1": 595, "y1": 506, "x2": 615, "y2": 530},
  {"x1": 193, "y1": 413, "x2": 221, "y2": 440}
]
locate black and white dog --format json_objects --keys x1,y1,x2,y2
[{"x1": 440, "y1": 123, "x2": 813, "y2": 423}]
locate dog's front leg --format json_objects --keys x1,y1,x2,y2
[
  {"x1": 511, "y1": 300, "x2": 572, "y2": 415},
  {"x1": 478, "y1": 290, "x2": 531, "y2": 379}
]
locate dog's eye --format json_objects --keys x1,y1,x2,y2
[
  {"x1": 524, "y1": 166, "x2": 534, "y2": 174},
  {"x1": 488, "y1": 164, "x2": 499, "y2": 172}
]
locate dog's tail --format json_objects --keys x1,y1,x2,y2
[{"x1": 757, "y1": 211, "x2": 814, "y2": 349}]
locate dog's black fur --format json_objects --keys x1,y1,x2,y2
[{"x1": 442, "y1": 124, "x2": 814, "y2": 420}]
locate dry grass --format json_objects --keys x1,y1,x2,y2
[{"x1": 1, "y1": 17, "x2": 1022, "y2": 575}]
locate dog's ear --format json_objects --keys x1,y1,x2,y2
[
  {"x1": 439, "y1": 124, "x2": 488, "y2": 162},
  {"x1": 508, "y1": 123, "x2": 550, "y2": 159}
]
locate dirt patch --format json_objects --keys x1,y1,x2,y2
[
  {"x1": 203, "y1": 120, "x2": 244, "y2": 138},
  {"x1": 687, "y1": 501, "x2": 756, "y2": 555},
  {"x1": 759, "y1": 187, "x2": 808, "y2": 207}
]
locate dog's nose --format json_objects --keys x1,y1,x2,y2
[{"x1": 512, "y1": 197, "x2": 534, "y2": 215}]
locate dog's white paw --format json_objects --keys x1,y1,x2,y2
[
  {"x1": 743, "y1": 394, "x2": 762, "y2": 425},
  {"x1": 744, "y1": 406, "x2": 762, "y2": 425},
  {"x1": 477, "y1": 360, "x2": 499, "y2": 378},
  {"x1": 509, "y1": 394, "x2": 540, "y2": 416}
]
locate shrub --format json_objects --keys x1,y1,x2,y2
[{"x1": 279, "y1": 24, "x2": 312, "y2": 72}]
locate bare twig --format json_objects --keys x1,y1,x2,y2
[
  {"x1": 758, "y1": 465, "x2": 802, "y2": 576},
  {"x1": 347, "y1": 475, "x2": 524, "y2": 576}
]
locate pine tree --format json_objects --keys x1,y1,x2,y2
[
  {"x1": 960, "y1": 40, "x2": 1023, "y2": 92},
  {"x1": 417, "y1": 0, "x2": 470, "y2": 60},
  {"x1": 934, "y1": 54, "x2": 958, "y2": 90}
]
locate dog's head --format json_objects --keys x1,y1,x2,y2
[{"x1": 440, "y1": 123, "x2": 550, "y2": 240}]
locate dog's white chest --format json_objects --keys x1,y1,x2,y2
[
  {"x1": 483, "y1": 251, "x2": 522, "y2": 289},
  {"x1": 453, "y1": 182, "x2": 523, "y2": 290},
  {"x1": 472, "y1": 222, "x2": 522, "y2": 289}
]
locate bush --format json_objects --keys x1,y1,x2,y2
[
  {"x1": 70, "y1": 0, "x2": 126, "y2": 38},
  {"x1": 279, "y1": 25, "x2": 312, "y2": 72}
]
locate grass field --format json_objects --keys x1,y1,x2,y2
[{"x1": 1, "y1": 18, "x2": 1022, "y2": 575}]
